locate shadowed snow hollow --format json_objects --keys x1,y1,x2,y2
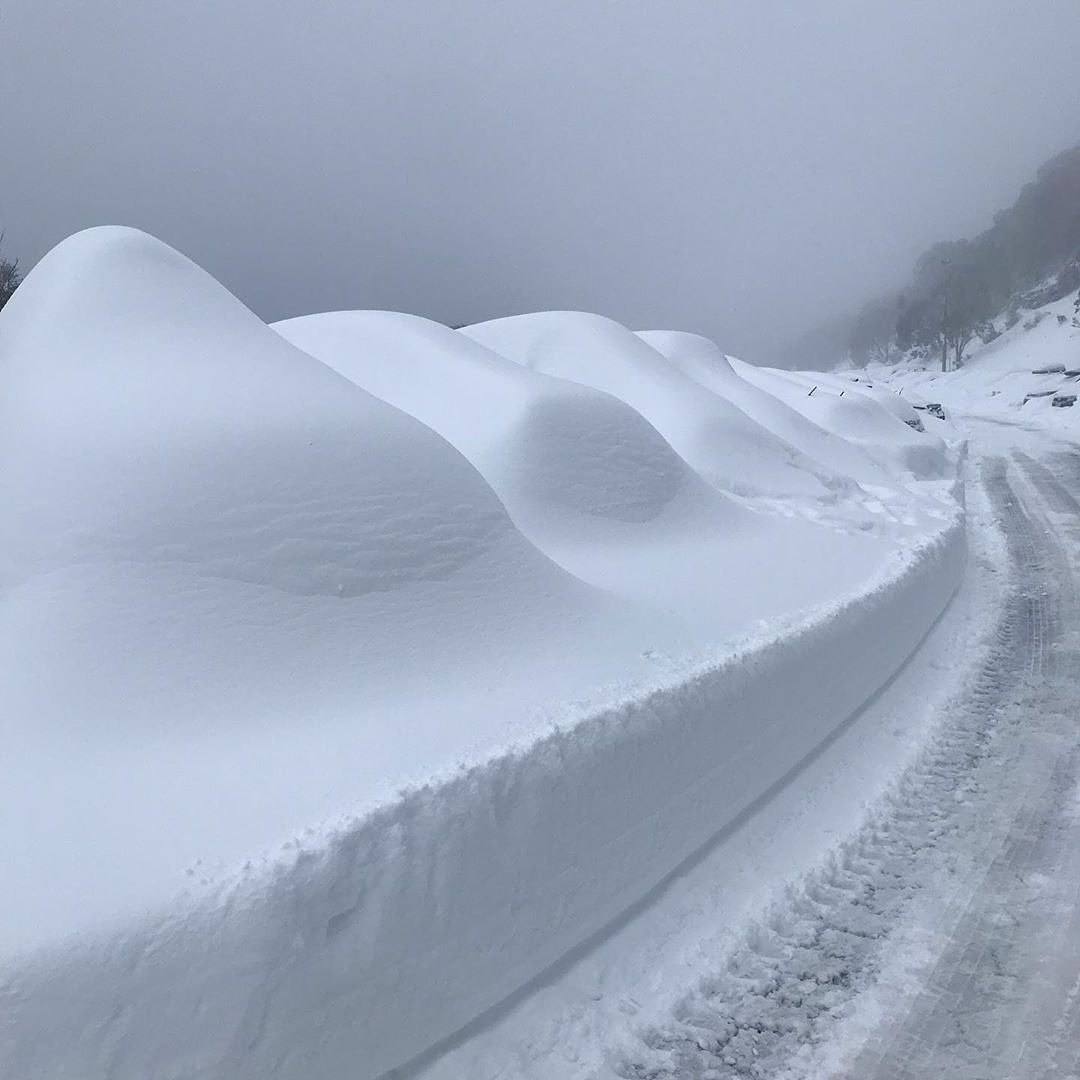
[{"x1": 461, "y1": 312, "x2": 843, "y2": 501}]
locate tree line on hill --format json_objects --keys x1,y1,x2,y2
[{"x1": 847, "y1": 142, "x2": 1080, "y2": 369}]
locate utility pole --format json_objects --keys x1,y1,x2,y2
[{"x1": 940, "y1": 256, "x2": 951, "y2": 373}]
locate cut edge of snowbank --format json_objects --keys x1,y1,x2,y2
[{"x1": 2, "y1": 499, "x2": 967, "y2": 1080}]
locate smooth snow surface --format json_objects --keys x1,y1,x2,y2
[
  {"x1": 1, "y1": 230, "x2": 520, "y2": 599},
  {"x1": 732, "y1": 358, "x2": 949, "y2": 480},
  {"x1": 273, "y1": 311, "x2": 890, "y2": 633},
  {"x1": 637, "y1": 329, "x2": 893, "y2": 489},
  {"x1": 1, "y1": 228, "x2": 702, "y2": 946},
  {"x1": 462, "y1": 312, "x2": 845, "y2": 500},
  {"x1": 276, "y1": 311, "x2": 704, "y2": 530},
  {"x1": 2, "y1": 230, "x2": 966, "y2": 1080}
]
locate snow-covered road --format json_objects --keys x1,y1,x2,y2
[
  {"x1": 7, "y1": 228, "x2": 1077, "y2": 1080},
  {"x1": 615, "y1": 421, "x2": 1080, "y2": 1079}
]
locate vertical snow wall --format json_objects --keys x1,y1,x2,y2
[{"x1": 1, "y1": 516, "x2": 965, "y2": 1080}]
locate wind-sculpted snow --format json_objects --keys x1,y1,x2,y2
[
  {"x1": 274, "y1": 310, "x2": 707, "y2": 527},
  {"x1": 0, "y1": 230, "x2": 967, "y2": 1080},
  {"x1": 462, "y1": 312, "x2": 844, "y2": 500},
  {"x1": 0, "y1": 228, "x2": 517, "y2": 597},
  {"x1": 732, "y1": 359, "x2": 950, "y2": 481},
  {"x1": 0, "y1": 226, "x2": 704, "y2": 938},
  {"x1": 637, "y1": 329, "x2": 893, "y2": 490},
  {"x1": 273, "y1": 311, "x2": 891, "y2": 633}
]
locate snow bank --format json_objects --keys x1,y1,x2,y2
[
  {"x1": 2, "y1": 518, "x2": 964, "y2": 1080},
  {"x1": 0, "y1": 230, "x2": 522, "y2": 598},
  {"x1": 637, "y1": 329, "x2": 893, "y2": 488},
  {"x1": 273, "y1": 311, "x2": 889, "y2": 633},
  {"x1": 1, "y1": 231, "x2": 966, "y2": 1080},
  {"x1": 462, "y1": 312, "x2": 844, "y2": 500},
  {"x1": 731, "y1": 359, "x2": 950, "y2": 480},
  {"x1": 0, "y1": 227, "x2": 703, "y2": 950},
  {"x1": 275, "y1": 311, "x2": 709, "y2": 531}
]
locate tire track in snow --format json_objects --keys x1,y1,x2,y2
[
  {"x1": 851, "y1": 450, "x2": 1080, "y2": 1080},
  {"x1": 615, "y1": 448, "x2": 1080, "y2": 1080}
]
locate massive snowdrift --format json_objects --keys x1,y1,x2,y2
[
  {"x1": 274, "y1": 311, "x2": 888, "y2": 632},
  {"x1": 1, "y1": 228, "x2": 702, "y2": 945},
  {"x1": 731, "y1": 358, "x2": 950, "y2": 480},
  {"x1": 637, "y1": 329, "x2": 895, "y2": 489},
  {"x1": 1, "y1": 230, "x2": 966, "y2": 1080},
  {"x1": 462, "y1": 311, "x2": 847, "y2": 501}
]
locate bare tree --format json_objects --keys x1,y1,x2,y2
[{"x1": 0, "y1": 232, "x2": 21, "y2": 312}]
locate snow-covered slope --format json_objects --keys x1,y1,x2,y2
[
  {"x1": 1, "y1": 230, "x2": 967, "y2": 1080},
  {"x1": 462, "y1": 311, "x2": 846, "y2": 501},
  {"x1": 865, "y1": 291, "x2": 1080, "y2": 434}
]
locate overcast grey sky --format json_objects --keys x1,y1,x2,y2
[{"x1": 3, "y1": 1, "x2": 1080, "y2": 362}]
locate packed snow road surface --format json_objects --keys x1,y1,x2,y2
[{"x1": 614, "y1": 422, "x2": 1080, "y2": 1080}]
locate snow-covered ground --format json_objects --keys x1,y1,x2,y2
[
  {"x1": 609, "y1": 422, "x2": 1080, "y2": 1080},
  {"x1": 860, "y1": 288, "x2": 1080, "y2": 435},
  {"x1": 2, "y1": 229, "x2": 976, "y2": 1079}
]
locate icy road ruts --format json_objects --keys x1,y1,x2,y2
[{"x1": 618, "y1": 428, "x2": 1080, "y2": 1080}]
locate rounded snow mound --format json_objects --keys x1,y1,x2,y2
[
  {"x1": 731, "y1": 360, "x2": 948, "y2": 481},
  {"x1": 275, "y1": 310, "x2": 712, "y2": 527},
  {"x1": 461, "y1": 311, "x2": 836, "y2": 500},
  {"x1": 0, "y1": 228, "x2": 515, "y2": 597},
  {"x1": 637, "y1": 330, "x2": 888, "y2": 489}
]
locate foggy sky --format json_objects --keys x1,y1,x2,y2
[{"x1": 3, "y1": 1, "x2": 1080, "y2": 364}]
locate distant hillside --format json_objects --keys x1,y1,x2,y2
[{"x1": 839, "y1": 141, "x2": 1080, "y2": 370}]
